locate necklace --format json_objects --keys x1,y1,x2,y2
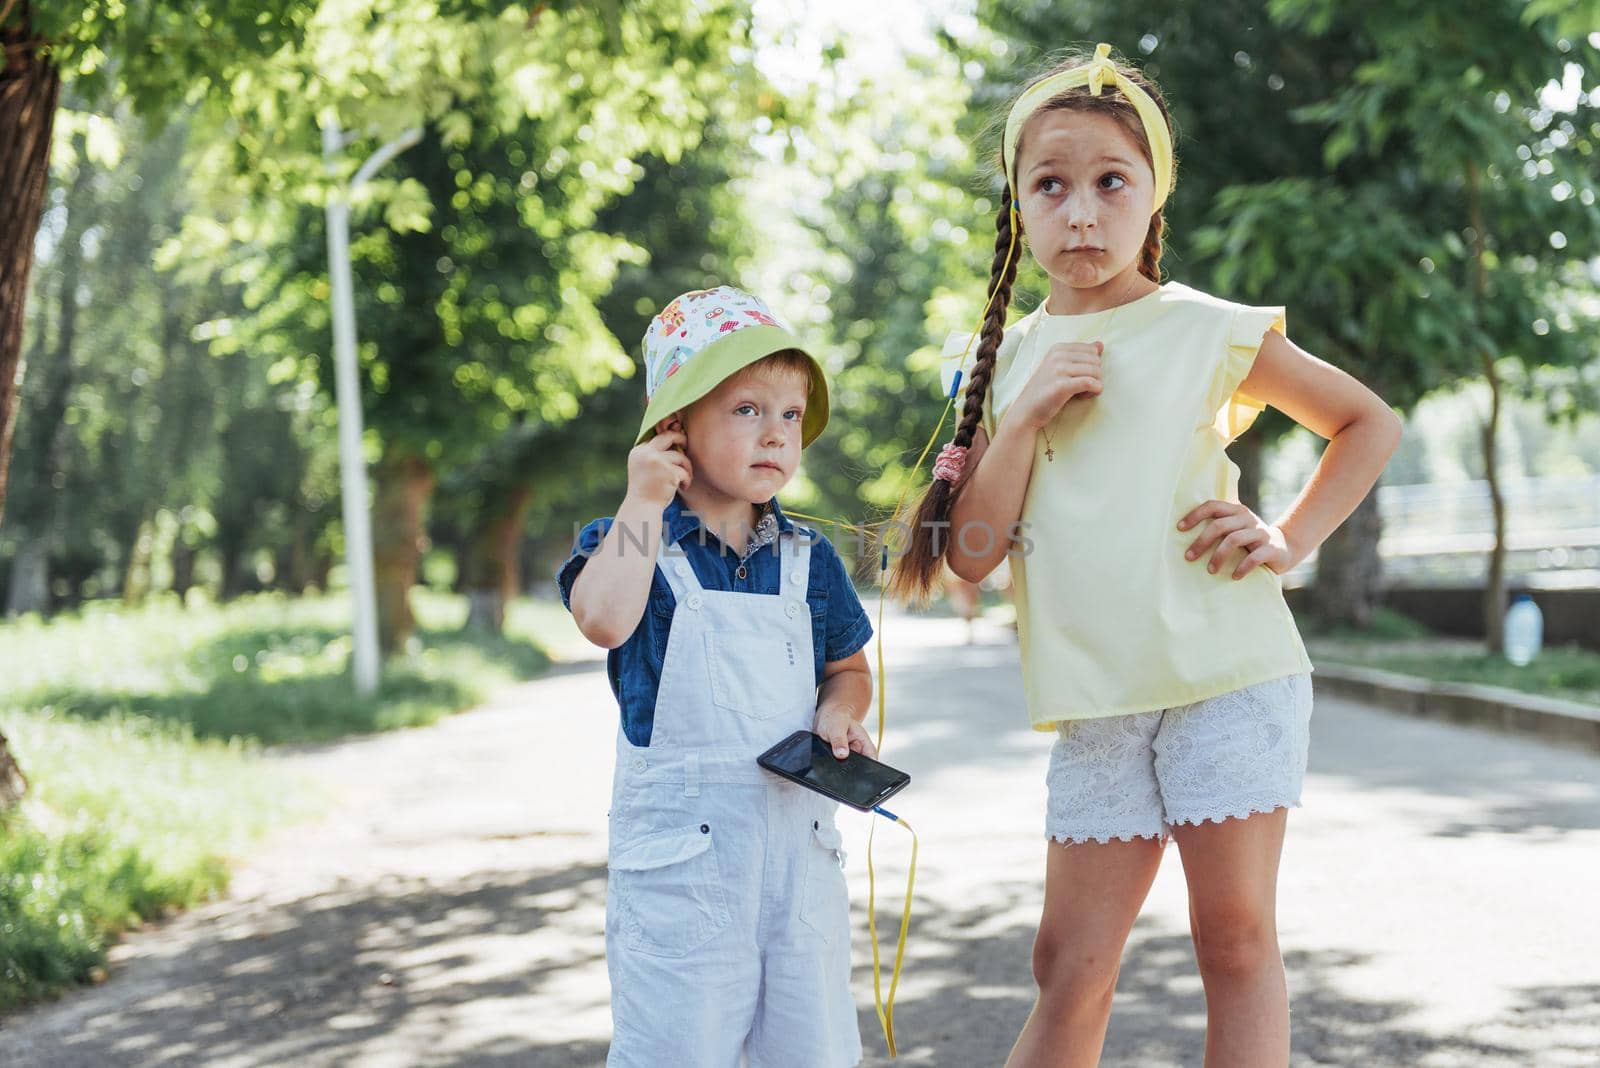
[{"x1": 1032, "y1": 278, "x2": 1148, "y2": 462}]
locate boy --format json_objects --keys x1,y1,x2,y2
[{"x1": 557, "y1": 286, "x2": 876, "y2": 1067}]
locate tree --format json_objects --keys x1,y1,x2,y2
[
  {"x1": 973, "y1": 2, "x2": 1600, "y2": 632},
  {"x1": 1259, "y1": 0, "x2": 1600, "y2": 644},
  {"x1": 178, "y1": 1, "x2": 773, "y2": 651},
  {"x1": 0, "y1": 0, "x2": 318, "y2": 526}
]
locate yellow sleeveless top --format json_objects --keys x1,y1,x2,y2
[{"x1": 939, "y1": 281, "x2": 1313, "y2": 728}]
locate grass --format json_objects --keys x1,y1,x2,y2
[
  {"x1": 1303, "y1": 608, "x2": 1600, "y2": 707},
  {"x1": 0, "y1": 713, "x2": 302, "y2": 1010},
  {"x1": 0, "y1": 587, "x2": 563, "y2": 1012},
  {"x1": 3, "y1": 589, "x2": 554, "y2": 746}
]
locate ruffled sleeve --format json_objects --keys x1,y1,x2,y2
[{"x1": 1211, "y1": 304, "x2": 1284, "y2": 444}]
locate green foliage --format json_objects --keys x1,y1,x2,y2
[
  {"x1": 0, "y1": 707, "x2": 304, "y2": 1011},
  {"x1": 0, "y1": 577, "x2": 578, "y2": 1011},
  {"x1": 974, "y1": 1, "x2": 1600, "y2": 415},
  {"x1": 24, "y1": 2, "x2": 318, "y2": 118},
  {"x1": 733, "y1": 25, "x2": 985, "y2": 565},
  {"x1": 525, "y1": 125, "x2": 757, "y2": 561},
  {"x1": 1310, "y1": 636, "x2": 1600, "y2": 706},
  {"x1": 1, "y1": 590, "x2": 551, "y2": 745},
  {"x1": 2, "y1": 105, "x2": 337, "y2": 610},
  {"x1": 1299, "y1": 604, "x2": 1436, "y2": 641}
]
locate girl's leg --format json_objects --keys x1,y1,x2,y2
[
  {"x1": 1170, "y1": 808, "x2": 1291, "y2": 1068},
  {"x1": 1004, "y1": 836, "x2": 1166, "y2": 1068}
]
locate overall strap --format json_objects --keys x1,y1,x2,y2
[
  {"x1": 655, "y1": 529, "x2": 704, "y2": 599},
  {"x1": 777, "y1": 527, "x2": 815, "y2": 606}
]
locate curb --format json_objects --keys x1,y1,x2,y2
[{"x1": 1311, "y1": 660, "x2": 1600, "y2": 753}]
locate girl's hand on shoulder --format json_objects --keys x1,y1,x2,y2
[
  {"x1": 625, "y1": 422, "x2": 692, "y2": 508},
  {"x1": 1177, "y1": 500, "x2": 1295, "y2": 580},
  {"x1": 1012, "y1": 341, "x2": 1103, "y2": 431}
]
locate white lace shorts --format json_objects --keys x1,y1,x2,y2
[{"x1": 1045, "y1": 673, "x2": 1313, "y2": 846}]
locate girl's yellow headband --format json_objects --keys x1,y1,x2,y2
[{"x1": 1002, "y1": 43, "x2": 1174, "y2": 211}]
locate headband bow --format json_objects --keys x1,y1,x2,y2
[{"x1": 1002, "y1": 43, "x2": 1174, "y2": 212}]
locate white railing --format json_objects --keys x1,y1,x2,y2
[{"x1": 1264, "y1": 475, "x2": 1600, "y2": 589}]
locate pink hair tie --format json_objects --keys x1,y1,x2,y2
[{"x1": 931, "y1": 442, "x2": 968, "y2": 484}]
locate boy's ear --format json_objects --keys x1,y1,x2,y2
[{"x1": 655, "y1": 413, "x2": 684, "y2": 436}]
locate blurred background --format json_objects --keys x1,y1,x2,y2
[{"x1": 0, "y1": 0, "x2": 1597, "y2": 1032}]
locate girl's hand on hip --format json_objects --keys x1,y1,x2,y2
[
  {"x1": 1178, "y1": 500, "x2": 1292, "y2": 580},
  {"x1": 1012, "y1": 341, "x2": 1103, "y2": 431}
]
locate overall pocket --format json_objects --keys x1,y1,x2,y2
[
  {"x1": 705, "y1": 631, "x2": 804, "y2": 720},
  {"x1": 798, "y1": 821, "x2": 849, "y2": 942},
  {"x1": 609, "y1": 822, "x2": 731, "y2": 957}
]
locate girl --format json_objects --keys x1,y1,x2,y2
[{"x1": 891, "y1": 44, "x2": 1402, "y2": 1067}]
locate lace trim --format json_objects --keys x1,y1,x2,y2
[
  {"x1": 1048, "y1": 828, "x2": 1167, "y2": 847},
  {"x1": 1167, "y1": 799, "x2": 1301, "y2": 829}
]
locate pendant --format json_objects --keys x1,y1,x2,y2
[{"x1": 1045, "y1": 445, "x2": 1055, "y2": 462}]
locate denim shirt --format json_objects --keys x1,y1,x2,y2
[{"x1": 555, "y1": 495, "x2": 874, "y2": 747}]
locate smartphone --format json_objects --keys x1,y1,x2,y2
[{"x1": 756, "y1": 730, "x2": 911, "y2": 812}]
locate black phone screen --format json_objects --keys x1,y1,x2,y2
[{"x1": 757, "y1": 731, "x2": 911, "y2": 811}]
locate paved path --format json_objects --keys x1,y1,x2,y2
[{"x1": 3, "y1": 611, "x2": 1597, "y2": 1066}]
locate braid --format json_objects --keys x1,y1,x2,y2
[
  {"x1": 952, "y1": 199, "x2": 1020, "y2": 448},
  {"x1": 887, "y1": 191, "x2": 1021, "y2": 604},
  {"x1": 1138, "y1": 210, "x2": 1165, "y2": 283}
]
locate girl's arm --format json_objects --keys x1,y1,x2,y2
[
  {"x1": 945, "y1": 422, "x2": 1032, "y2": 582},
  {"x1": 569, "y1": 427, "x2": 693, "y2": 647},
  {"x1": 947, "y1": 341, "x2": 1105, "y2": 582},
  {"x1": 1180, "y1": 330, "x2": 1403, "y2": 578}
]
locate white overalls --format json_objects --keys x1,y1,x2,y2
[{"x1": 604, "y1": 528, "x2": 861, "y2": 1068}]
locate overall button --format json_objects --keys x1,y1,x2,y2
[
  {"x1": 674, "y1": 562, "x2": 691, "y2": 578},
  {"x1": 686, "y1": 594, "x2": 703, "y2": 610},
  {"x1": 785, "y1": 602, "x2": 799, "y2": 618},
  {"x1": 632, "y1": 757, "x2": 647, "y2": 772},
  {"x1": 789, "y1": 570, "x2": 803, "y2": 584}
]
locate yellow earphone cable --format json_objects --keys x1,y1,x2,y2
[{"x1": 779, "y1": 203, "x2": 1021, "y2": 1057}]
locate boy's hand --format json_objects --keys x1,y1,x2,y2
[
  {"x1": 626, "y1": 423, "x2": 692, "y2": 508},
  {"x1": 814, "y1": 706, "x2": 878, "y2": 761}
]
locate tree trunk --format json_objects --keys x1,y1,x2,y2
[
  {"x1": 1, "y1": 126, "x2": 89, "y2": 618},
  {"x1": 285, "y1": 505, "x2": 313, "y2": 593},
  {"x1": 4, "y1": 536, "x2": 47, "y2": 616},
  {"x1": 1310, "y1": 487, "x2": 1383, "y2": 628},
  {"x1": 1467, "y1": 163, "x2": 1506, "y2": 653},
  {"x1": 218, "y1": 538, "x2": 246, "y2": 601},
  {"x1": 0, "y1": 4, "x2": 61, "y2": 527},
  {"x1": 0, "y1": 726, "x2": 27, "y2": 810},
  {"x1": 121, "y1": 512, "x2": 154, "y2": 606},
  {"x1": 171, "y1": 536, "x2": 196, "y2": 600},
  {"x1": 452, "y1": 538, "x2": 469, "y2": 594},
  {"x1": 463, "y1": 485, "x2": 532, "y2": 633},
  {"x1": 1479, "y1": 367, "x2": 1507, "y2": 652},
  {"x1": 372, "y1": 449, "x2": 435, "y2": 654}
]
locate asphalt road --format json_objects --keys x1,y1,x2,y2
[{"x1": 3, "y1": 610, "x2": 1597, "y2": 1067}]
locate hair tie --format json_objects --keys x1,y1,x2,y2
[{"x1": 931, "y1": 442, "x2": 968, "y2": 484}]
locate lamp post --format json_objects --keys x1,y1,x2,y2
[{"x1": 320, "y1": 114, "x2": 421, "y2": 697}]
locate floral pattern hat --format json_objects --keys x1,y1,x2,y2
[{"x1": 636, "y1": 285, "x2": 830, "y2": 446}]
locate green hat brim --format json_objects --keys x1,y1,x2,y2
[{"x1": 635, "y1": 324, "x2": 830, "y2": 447}]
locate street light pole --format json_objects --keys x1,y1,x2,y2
[{"x1": 320, "y1": 115, "x2": 421, "y2": 697}]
